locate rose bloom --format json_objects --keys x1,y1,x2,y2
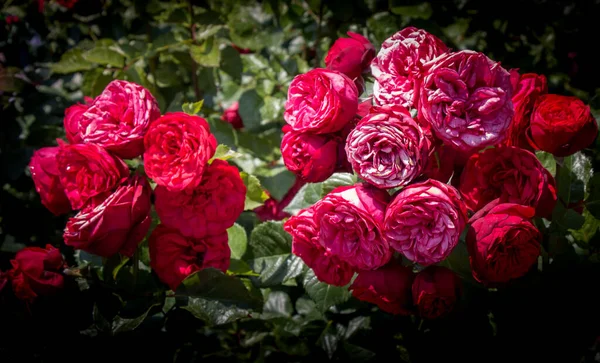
[
  {"x1": 64, "y1": 96, "x2": 93, "y2": 144},
  {"x1": 371, "y1": 26, "x2": 448, "y2": 109},
  {"x1": 63, "y1": 174, "x2": 152, "y2": 257},
  {"x1": 221, "y1": 102, "x2": 243, "y2": 129},
  {"x1": 350, "y1": 262, "x2": 414, "y2": 315},
  {"x1": 527, "y1": 94, "x2": 598, "y2": 157},
  {"x1": 8, "y1": 245, "x2": 65, "y2": 302},
  {"x1": 144, "y1": 112, "x2": 217, "y2": 191},
  {"x1": 313, "y1": 184, "x2": 391, "y2": 270},
  {"x1": 384, "y1": 179, "x2": 468, "y2": 265},
  {"x1": 459, "y1": 146, "x2": 557, "y2": 218},
  {"x1": 149, "y1": 225, "x2": 230, "y2": 291},
  {"x1": 29, "y1": 146, "x2": 71, "y2": 215},
  {"x1": 412, "y1": 266, "x2": 461, "y2": 319},
  {"x1": 419, "y1": 50, "x2": 513, "y2": 157},
  {"x1": 346, "y1": 105, "x2": 431, "y2": 188},
  {"x1": 284, "y1": 208, "x2": 355, "y2": 286},
  {"x1": 57, "y1": 142, "x2": 129, "y2": 209},
  {"x1": 155, "y1": 159, "x2": 246, "y2": 238},
  {"x1": 325, "y1": 31, "x2": 376, "y2": 80},
  {"x1": 467, "y1": 200, "x2": 541, "y2": 284},
  {"x1": 79, "y1": 80, "x2": 160, "y2": 159},
  {"x1": 284, "y1": 68, "x2": 358, "y2": 134},
  {"x1": 281, "y1": 128, "x2": 339, "y2": 183}
]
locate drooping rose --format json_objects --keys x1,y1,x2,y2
[
  {"x1": 284, "y1": 208, "x2": 355, "y2": 286},
  {"x1": 313, "y1": 184, "x2": 391, "y2": 270},
  {"x1": 79, "y1": 80, "x2": 160, "y2": 159},
  {"x1": 281, "y1": 128, "x2": 339, "y2": 183},
  {"x1": 527, "y1": 94, "x2": 598, "y2": 157},
  {"x1": 149, "y1": 225, "x2": 230, "y2": 290},
  {"x1": 325, "y1": 31, "x2": 376, "y2": 80},
  {"x1": 28, "y1": 147, "x2": 71, "y2": 216},
  {"x1": 350, "y1": 262, "x2": 414, "y2": 315},
  {"x1": 63, "y1": 174, "x2": 152, "y2": 257},
  {"x1": 154, "y1": 160, "x2": 246, "y2": 238},
  {"x1": 467, "y1": 200, "x2": 541, "y2": 284},
  {"x1": 221, "y1": 102, "x2": 244, "y2": 129},
  {"x1": 143, "y1": 112, "x2": 217, "y2": 192},
  {"x1": 412, "y1": 266, "x2": 461, "y2": 319},
  {"x1": 346, "y1": 105, "x2": 431, "y2": 188},
  {"x1": 459, "y1": 146, "x2": 557, "y2": 218},
  {"x1": 419, "y1": 50, "x2": 513, "y2": 157},
  {"x1": 284, "y1": 68, "x2": 358, "y2": 134},
  {"x1": 64, "y1": 97, "x2": 92, "y2": 144},
  {"x1": 371, "y1": 26, "x2": 448, "y2": 109},
  {"x1": 384, "y1": 179, "x2": 468, "y2": 265},
  {"x1": 8, "y1": 245, "x2": 65, "y2": 302},
  {"x1": 57, "y1": 142, "x2": 129, "y2": 209}
]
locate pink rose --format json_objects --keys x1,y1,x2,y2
[
  {"x1": 325, "y1": 31, "x2": 376, "y2": 80},
  {"x1": 419, "y1": 50, "x2": 514, "y2": 157},
  {"x1": 80, "y1": 80, "x2": 161, "y2": 159},
  {"x1": 281, "y1": 128, "x2": 339, "y2": 183},
  {"x1": 345, "y1": 105, "x2": 431, "y2": 188},
  {"x1": 313, "y1": 184, "x2": 391, "y2": 270},
  {"x1": 221, "y1": 102, "x2": 243, "y2": 129},
  {"x1": 28, "y1": 147, "x2": 71, "y2": 215},
  {"x1": 64, "y1": 97, "x2": 92, "y2": 144},
  {"x1": 384, "y1": 179, "x2": 468, "y2": 265},
  {"x1": 371, "y1": 26, "x2": 448, "y2": 109},
  {"x1": 284, "y1": 68, "x2": 358, "y2": 134}
]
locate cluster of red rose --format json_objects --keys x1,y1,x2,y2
[
  {"x1": 1, "y1": 80, "x2": 246, "y2": 302},
  {"x1": 282, "y1": 27, "x2": 598, "y2": 318}
]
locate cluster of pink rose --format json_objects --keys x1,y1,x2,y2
[
  {"x1": 283, "y1": 27, "x2": 597, "y2": 317},
  {"x1": 2, "y1": 79, "x2": 246, "y2": 301}
]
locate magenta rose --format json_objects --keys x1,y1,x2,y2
[
  {"x1": 313, "y1": 184, "x2": 391, "y2": 270},
  {"x1": 419, "y1": 50, "x2": 513, "y2": 157},
  {"x1": 284, "y1": 68, "x2": 358, "y2": 134},
  {"x1": 29, "y1": 146, "x2": 71, "y2": 215},
  {"x1": 325, "y1": 31, "x2": 376, "y2": 80},
  {"x1": 281, "y1": 127, "x2": 339, "y2": 183},
  {"x1": 221, "y1": 101, "x2": 243, "y2": 129},
  {"x1": 384, "y1": 179, "x2": 468, "y2": 265},
  {"x1": 371, "y1": 26, "x2": 448, "y2": 109},
  {"x1": 79, "y1": 80, "x2": 161, "y2": 159},
  {"x1": 64, "y1": 96, "x2": 92, "y2": 144},
  {"x1": 345, "y1": 105, "x2": 431, "y2": 188}
]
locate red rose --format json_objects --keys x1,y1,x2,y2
[
  {"x1": 57, "y1": 142, "x2": 129, "y2": 209},
  {"x1": 221, "y1": 102, "x2": 243, "y2": 129},
  {"x1": 527, "y1": 94, "x2": 598, "y2": 157},
  {"x1": 8, "y1": 245, "x2": 65, "y2": 302},
  {"x1": 412, "y1": 266, "x2": 461, "y2": 319},
  {"x1": 254, "y1": 197, "x2": 290, "y2": 222},
  {"x1": 350, "y1": 262, "x2": 414, "y2": 315},
  {"x1": 284, "y1": 208, "x2": 355, "y2": 286},
  {"x1": 64, "y1": 97, "x2": 92, "y2": 144},
  {"x1": 467, "y1": 201, "x2": 541, "y2": 284},
  {"x1": 281, "y1": 128, "x2": 339, "y2": 183},
  {"x1": 143, "y1": 112, "x2": 217, "y2": 192},
  {"x1": 325, "y1": 32, "x2": 376, "y2": 80},
  {"x1": 28, "y1": 147, "x2": 71, "y2": 215},
  {"x1": 63, "y1": 174, "x2": 151, "y2": 257},
  {"x1": 149, "y1": 225, "x2": 230, "y2": 290},
  {"x1": 80, "y1": 80, "x2": 161, "y2": 159},
  {"x1": 459, "y1": 146, "x2": 557, "y2": 218},
  {"x1": 155, "y1": 159, "x2": 246, "y2": 238}
]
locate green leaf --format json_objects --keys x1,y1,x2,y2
[
  {"x1": 111, "y1": 304, "x2": 159, "y2": 335},
  {"x1": 50, "y1": 48, "x2": 95, "y2": 74},
  {"x1": 262, "y1": 291, "x2": 293, "y2": 318},
  {"x1": 341, "y1": 342, "x2": 376, "y2": 363},
  {"x1": 249, "y1": 254, "x2": 304, "y2": 286},
  {"x1": 241, "y1": 172, "x2": 269, "y2": 210},
  {"x1": 183, "y1": 297, "x2": 251, "y2": 326},
  {"x1": 82, "y1": 68, "x2": 113, "y2": 97},
  {"x1": 536, "y1": 151, "x2": 557, "y2": 177},
  {"x1": 295, "y1": 296, "x2": 323, "y2": 321},
  {"x1": 247, "y1": 221, "x2": 292, "y2": 258},
  {"x1": 303, "y1": 269, "x2": 351, "y2": 314},
  {"x1": 82, "y1": 47, "x2": 125, "y2": 67},
  {"x1": 321, "y1": 173, "x2": 358, "y2": 197},
  {"x1": 182, "y1": 100, "x2": 204, "y2": 115},
  {"x1": 220, "y1": 46, "x2": 243, "y2": 82},
  {"x1": 190, "y1": 37, "x2": 221, "y2": 67},
  {"x1": 227, "y1": 223, "x2": 248, "y2": 260},
  {"x1": 228, "y1": 259, "x2": 258, "y2": 276},
  {"x1": 367, "y1": 12, "x2": 399, "y2": 45},
  {"x1": 283, "y1": 183, "x2": 323, "y2": 215},
  {"x1": 390, "y1": 2, "x2": 433, "y2": 19},
  {"x1": 211, "y1": 144, "x2": 242, "y2": 162},
  {"x1": 570, "y1": 210, "x2": 600, "y2": 246},
  {"x1": 195, "y1": 25, "x2": 226, "y2": 41},
  {"x1": 552, "y1": 203, "x2": 585, "y2": 231},
  {"x1": 319, "y1": 323, "x2": 345, "y2": 359},
  {"x1": 556, "y1": 153, "x2": 591, "y2": 204},
  {"x1": 0, "y1": 66, "x2": 24, "y2": 93},
  {"x1": 586, "y1": 174, "x2": 600, "y2": 219},
  {"x1": 238, "y1": 89, "x2": 265, "y2": 131}
]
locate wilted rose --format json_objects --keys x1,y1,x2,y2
[
  {"x1": 325, "y1": 31, "x2": 376, "y2": 80},
  {"x1": 281, "y1": 128, "x2": 339, "y2": 183},
  {"x1": 28, "y1": 146, "x2": 71, "y2": 215},
  {"x1": 412, "y1": 266, "x2": 461, "y2": 319},
  {"x1": 8, "y1": 245, "x2": 65, "y2": 302}
]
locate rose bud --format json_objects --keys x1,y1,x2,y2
[
  {"x1": 350, "y1": 262, "x2": 414, "y2": 315},
  {"x1": 221, "y1": 101, "x2": 244, "y2": 129},
  {"x1": 80, "y1": 80, "x2": 160, "y2": 159},
  {"x1": 467, "y1": 200, "x2": 541, "y2": 285},
  {"x1": 419, "y1": 50, "x2": 514, "y2": 158},
  {"x1": 313, "y1": 184, "x2": 391, "y2": 270},
  {"x1": 345, "y1": 105, "x2": 431, "y2": 188},
  {"x1": 325, "y1": 32, "x2": 376, "y2": 80},
  {"x1": 284, "y1": 207, "x2": 355, "y2": 286},
  {"x1": 384, "y1": 179, "x2": 468, "y2": 266},
  {"x1": 57, "y1": 142, "x2": 129, "y2": 209},
  {"x1": 149, "y1": 225, "x2": 230, "y2": 291},
  {"x1": 144, "y1": 112, "x2": 217, "y2": 192},
  {"x1": 254, "y1": 197, "x2": 290, "y2": 222},
  {"x1": 28, "y1": 147, "x2": 71, "y2": 215},
  {"x1": 412, "y1": 266, "x2": 461, "y2": 319},
  {"x1": 63, "y1": 174, "x2": 152, "y2": 257},
  {"x1": 8, "y1": 245, "x2": 65, "y2": 302},
  {"x1": 371, "y1": 26, "x2": 448, "y2": 109},
  {"x1": 281, "y1": 128, "x2": 339, "y2": 183},
  {"x1": 284, "y1": 68, "x2": 358, "y2": 134},
  {"x1": 459, "y1": 146, "x2": 557, "y2": 218},
  {"x1": 64, "y1": 96, "x2": 93, "y2": 144},
  {"x1": 527, "y1": 94, "x2": 598, "y2": 157}
]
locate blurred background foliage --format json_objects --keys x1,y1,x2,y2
[{"x1": 1, "y1": 0, "x2": 599, "y2": 362}]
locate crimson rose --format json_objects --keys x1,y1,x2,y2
[
  {"x1": 63, "y1": 97, "x2": 92, "y2": 144},
  {"x1": 325, "y1": 31, "x2": 376, "y2": 80},
  {"x1": 8, "y1": 245, "x2": 65, "y2": 302},
  {"x1": 221, "y1": 101, "x2": 244, "y2": 129},
  {"x1": 412, "y1": 266, "x2": 461, "y2": 319},
  {"x1": 29, "y1": 146, "x2": 71, "y2": 215},
  {"x1": 281, "y1": 128, "x2": 339, "y2": 183}
]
